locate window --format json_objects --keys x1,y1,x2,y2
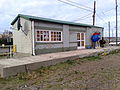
[
  {"x1": 77, "y1": 32, "x2": 85, "y2": 48},
  {"x1": 51, "y1": 31, "x2": 61, "y2": 41},
  {"x1": 81, "y1": 33, "x2": 84, "y2": 40},
  {"x1": 37, "y1": 31, "x2": 49, "y2": 41},
  {"x1": 36, "y1": 30, "x2": 62, "y2": 42},
  {"x1": 77, "y1": 33, "x2": 80, "y2": 40}
]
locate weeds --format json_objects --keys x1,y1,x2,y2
[
  {"x1": 79, "y1": 56, "x2": 101, "y2": 63},
  {"x1": 84, "y1": 56, "x2": 101, "y2": 61},
  {"x1": 57, "y1": 78, "x2": 64, "y2": 82},
  {"x1": 0, "y1": 50, "x2": 120, "y2": 89},
  {"x1": 109, "y1": 50, "x2": 120, "y2": 54},
  {"x1": 65, "y1": 60, "x2": 76, "y2": 65}
]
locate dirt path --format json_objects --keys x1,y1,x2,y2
[
  {"x1": 75, "y1": 54, "x2": 120, "y2": 73},
  {"x1": 0, "y1": 51, "x2": 120, "y2": 90}
]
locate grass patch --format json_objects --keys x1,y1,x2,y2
[
  {"x1": 0, "y1": 54, "x2": 9, "y2": 59},
  {"x1": 0, "y1": 56, "x2": 100, "y2": 89},
  {"x1": 79, "y1": 56, "x2": 101, "y2": 63},
  {"x1": 57, "y1": 77, "x2": 64, "y2": 82},
  {"x1": 91, "y1": 73, "x2": 97, "y2": 78},
  {"x1": 109, "y1": 50, "x2": 120, "y2": 55},
  {"x1": 46, "y1": 84, "x2": 63, "y2": 90},
  {"x1": 1, "y1": 49, "x2": 120, "y2": 89},
  {"x1": 0, "y1": 56, "x2": 101, "y2": 80},
  {"x1": 65, "y1": 60, "x2": 76, "y2": 65},
  {"x1": 84, "y1": 56, "x2": 101, "y2": 61}
]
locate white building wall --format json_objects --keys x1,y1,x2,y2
[
  {"x1": 13, "y1": 17, "x2": 32, "y2": 54},
  {"x1": 63, "y1": 25, "x2": 70, "y2": 47},
  {"x1": 69, "y1": 26, "x2": 87, "y2": 48},
  {"x1": 12, "y1": 16, "x2": 103, "y2": 54}
]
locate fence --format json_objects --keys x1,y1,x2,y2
[{"x1": 0, "y1": 45, "x2": 13, "y2": 57}]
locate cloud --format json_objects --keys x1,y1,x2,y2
[{"x1": 0, "y1": 0, "x2": 119, "y2": 37}]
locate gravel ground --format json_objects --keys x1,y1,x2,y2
[{"x1": 0, "y1": 51, "x2": 120, "y2": 90}]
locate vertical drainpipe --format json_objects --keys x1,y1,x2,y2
[{"x1": 31, "y1": 20, "x2": 35, "y2": 56}]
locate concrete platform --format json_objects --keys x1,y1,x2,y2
[{"x1": 0, "y1": 46, "x2": 120, "y2": 78}]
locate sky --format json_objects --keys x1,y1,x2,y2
[{"x1": 0, "y1": 0, "x2": 120, "y2": 37}]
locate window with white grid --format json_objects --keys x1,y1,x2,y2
[
  {"x1": 77, "y1": 32, "x2": 85, "y2": 48},
  {"x1": 36, "y1": 30, "x2": 62, "y2": 42}
]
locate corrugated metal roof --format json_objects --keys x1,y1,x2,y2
[{"x1": 11, "y1": 14, "x2": 103, "y2": 29}]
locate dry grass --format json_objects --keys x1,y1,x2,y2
[{"x1": 0, "y1": 51, "x2": 120, "y2": 90}]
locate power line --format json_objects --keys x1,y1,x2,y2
[
  {"x1": 65, "y1": 0, "x2": 93, "y2": 10},
  {"x1": 96, "y1": 8, "x2": 115, "y2": 20},
  {"x1": 104, "y1": 8, "x2": 115, "y2": 13},
  {"x1": 96, "y1": 14, "x2": 107, "y2": 24},
  {"x1": 73, "y1": 16, "x2": 91, "y2": 21},
  {"x1": 78, "y1": 13, "x2": 92, "y2": 19},
  {"x1": 58, "y1": 0, "x2": 109, "y2": 26},
  {"x1": 72, "y1": 13, "x2": 92, "y2": 21},
  {"x1": 58, "y1": 0, "x2": 96, "y2": 25},
  {"x1": 58, "y1": 0, "x2": 93, "y2": 12}
]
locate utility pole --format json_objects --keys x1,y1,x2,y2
[
  {"x1": 115, "y1": 0, "x2": 118, "y2": 45},
  {"x1": 93, "y1": 1, "x2": 96, "y2": 26},
  {"x1": 108, "y1": 21, "x2": 110, "y2": 43},
  {"x1": 112, "y1": 29, "x2": 114, "y2": 37}
]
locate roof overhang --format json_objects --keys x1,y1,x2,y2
[{"x1": 11, "y1": 14, "x2": 104, "y2": 29}]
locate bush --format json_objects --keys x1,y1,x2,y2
[{"x1": 0, "y1": 38, "x2": 13, "y2": 45}]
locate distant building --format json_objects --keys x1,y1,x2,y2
[
  {"x1": 11, "y1": 14, "x2": 104, "y2": 55},
  {"x1": 0, "y1": 30, "x2": 13, "y2": 45},
  {"x1": 2, "y1": 30, "x2": 13, "y2": 43},
  {"x1": 2, "y1": 30, "x2": 13, "y2": 38},
  {"x1": 104, "y1": 37, "x2": 120, "y2": 42},
  {"x1": 0, "y1": 34, "x2": 2, "y2": 38}
]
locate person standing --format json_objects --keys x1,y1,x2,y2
[
  {"x1": 91, "y1": 32, "x2": 101, "y2": 49},
  {"x1": 99, "y1": 37, "x2": 106, "y2": 48}
]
